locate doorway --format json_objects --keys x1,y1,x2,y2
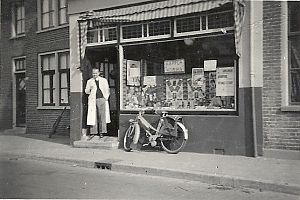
[
  {"x1": 85, "y1": 47, "x2": 119, "y2": 137},
  {"x1": 15, "y1": 72, "x2": 26, "y2": 127}
]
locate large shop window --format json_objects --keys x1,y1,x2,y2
[
  {"x1": 288, "y1": 2, "x2": 300, "y2": 105},
  {"x1": 121, "y1": 35, "x2": 237, "y2": 112},
  {"x1": 39, "y1": 51, "x2": 70, "y2": 107}
]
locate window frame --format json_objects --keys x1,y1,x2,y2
[
  {"x1": 281, "y1": 1, "x2": 300, "y2": 111},
  {"x1": 58, "y1": 52, "x2": 70, "y2": 106},
  {"x1": 11, "y1": 1, "x2": 25, "y2": 37},
  {"x1": 37, "y1": 0, "x2": 69, "y2": 32},
  {"x1": 38, "y1": 50, "x2": 70, "y2": 109},
  {"x1": 41, "y1": 0, "x2": 55, "y2": 29},
  {"x1": 58, "y1": 0, "x2": 68, "y2": 26}
]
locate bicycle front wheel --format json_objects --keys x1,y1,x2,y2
[
  {"x1": 123, "y1": 124, "x2": 135, "y2": 152},
  {"x1": 160, "y1": 122, "x2": 187, "y2": 154}
]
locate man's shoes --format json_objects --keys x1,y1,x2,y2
[{"x1": 99, "y1": 133, "x2": 104, "y2": 138}]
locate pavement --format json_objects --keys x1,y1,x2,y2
[{"x1": 0, "y1": 128, "x2": 300, "y2": 196}]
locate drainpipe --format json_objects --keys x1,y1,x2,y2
[{"x1": 249, "y1": 1, "x2": 263, "y2": 157}]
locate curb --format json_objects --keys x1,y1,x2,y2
[{"x1": 4, "y1": 153, "x2": 300, "y2": 196}]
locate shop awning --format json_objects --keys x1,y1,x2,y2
[
  {"x1": 79, "y1": 0, "x2": 233, "y2": 22},
  {"x1": 78, "y1": 0, "x2": 245, "y2": 60}
]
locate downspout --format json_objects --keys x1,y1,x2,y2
[{"x1": 250, "y1": 1, "x2": 258, "y2": 157}]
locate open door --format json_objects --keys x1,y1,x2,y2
[{"x1": 84, "y1": 47, "x2": 119, "y2": 137}]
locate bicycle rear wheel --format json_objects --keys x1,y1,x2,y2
[
  {"x1": 160, "y1": 122, "x2": 187, "y2": 154},
  {"x1": 124, "y1": 125, "x2": 135, "y2": 152}
]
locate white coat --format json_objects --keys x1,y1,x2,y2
[{"x1": 85, "y1": 77, "x2": 111, "y2": 125}]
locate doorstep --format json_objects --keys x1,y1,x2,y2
[{"x1": 73, "y1": 136, "x2": 119, "y2": 149}]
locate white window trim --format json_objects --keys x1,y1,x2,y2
[
  {"x1": 38, "y1": 49, "x2": 70, "y2": 109},
  {"x1": 12, "y1": 56, "x2": 26, "y2": 128},
  {"x1": 37, "y1": 0, "x2": 68, "y2": 32},
  {"x1": 11, "y1": 1, "x2": 25, "y2": 38},
  {"x1": 281, "y1": 1, "x2": 300, "y2": 111}
]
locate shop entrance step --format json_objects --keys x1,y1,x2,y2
[{"x1": 73, "y1": 136, "x2": 119, "y2": 149}]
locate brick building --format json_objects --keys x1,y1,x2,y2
[
  {"x1": 0, "y1": 0, "x2": 299, "y2": 158},
  {"x1": 0, "y1": 0, "x2": 70, "y2": 136}
]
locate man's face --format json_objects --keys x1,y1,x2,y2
[{"x1": 92, "y1": 69, "x2": 100, "y2": 79}]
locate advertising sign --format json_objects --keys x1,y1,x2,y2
[
  {"x1": 164, "y1": 59, "x2": 185, "y2": 74},
  {"x1": 216, "y1": 67, "x2": 235, "y2": 96},
  {"x1": 127, "y1": 60, "x2": 141, "y2": 86}
]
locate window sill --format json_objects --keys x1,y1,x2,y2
[
  {"x1": 36, "y1": 24, "x2": 69, "y2": 34},
  {"x1": 281, "y1": 106, "x2": 300, "y2": 112},
  {"x1": 10, "y1": 34, "x2": 26, "y2": 40},
  {"x1": 37, "y1": 106, "x2": 70, "y2": 110}
]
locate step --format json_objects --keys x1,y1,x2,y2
[{"x1": 73, "y1": 136, "x2": 119, "y2": 149}]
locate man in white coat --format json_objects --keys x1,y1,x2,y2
[{"x1": 85, "y1": 68, "x2": 110, "y2": 138}]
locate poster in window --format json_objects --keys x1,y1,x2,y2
[
  {"x1": 204, "y1": 60, "x2": 217, "y2": 71},
  {"x1": 164, "y1": 59, "x2": 185, "y2": 74},
  {"x1": 127, "y1": 60, "x2": 141, "y2": 86},
  {"x1": 166, "y1": 79, "x2": 183, "y2": 101},
  {"x1": 216, "y1": 67, "x2": 235, "y2": 96},
  {"x1": 192, "y1": 68, "x2": 205, "y2": 88}
]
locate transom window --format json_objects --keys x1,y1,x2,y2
[
  {"x1": 14, "y1": 58, "x2": 26, "y2": 71},
  {"x1": 87, "y1": 27, "x2": 117, "y2": 43}
]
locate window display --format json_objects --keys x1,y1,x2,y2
[{"x1": 121, "y1": 36, "x2": 236, "y2": 111}]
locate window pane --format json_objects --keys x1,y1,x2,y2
[
  {"x1": 42, "y1": 0, "x2": 49, "y2": 13},
  {"x1": 17, "y1": 21, "x2": 22, "y2": 34},
  {"x1": 59, "y1": 0, "x2": 66, "y2": 8},
  {"x1": 207, "y1": 12, "x2": 234, "y2": 29},
  {"x1": 87, "y1": 29, "x2": 98, "y2": 43},
  {"x1": 148, "y1": 21, "x2": 171, "y2": 36},
  {"x1": 21, "y1": 5, "x2": 25, "y2": 18},
  {"x1": 42, "y1": 56, "x2": 49, "y2": 70},
  {"x1": 42, "y1": 13, "x2": 50, "y2": 28},
  {"x1": 49, "y1": 55, "x2": 55, "y2": 70},
  {"x1": 122, "y1": 24, "x2": 143, "y2": 39},
  {"x1": 59, "y1": 9, "x2": 67, "y2": 24},
  {"x1": 60, "y1": 89, "x2": 68, "y2": 104},
  {"x1": 17, "y1": 6, "x2": 22, "y2": 20},
  {"x1": 59, "y1": 54, "x2": 67, "y2": 69},
  {"x1": 43, "y1": 75, "x2": 50, "y2": 89},
  {"x1": 176, "y1": 16, "x2": 200, "y2": 33},
  {"x1": 290, "y1": 36, "x2": 300, "y2": 103},
  {"x1": 60, "y1": 73, "x2": 68, "y2": 88},
  {"x1": 43, "y1": 89, "x2": 50, "y2": 104},
  {"x1": 289, "y1": 2, "x2": 300, "y2": 33}
]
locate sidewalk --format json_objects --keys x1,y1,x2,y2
[{"x1": 0, "y1": 128, "x2": 300, "y2": 196}]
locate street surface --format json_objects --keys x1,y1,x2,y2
[{"x1": 0, "y1": 155, "x2": 298, "y2": 200}]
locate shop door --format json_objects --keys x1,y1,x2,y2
[
  {"x1": 97, "y1": 62, "x2": 119, "y2": 137},
  {"x1": 15, "y1": 73, "x2": 26, "y2": 127}
]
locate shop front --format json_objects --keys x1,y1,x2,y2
[{"x1": 70, "y1": 0, "x2": 263, "y2": 156}]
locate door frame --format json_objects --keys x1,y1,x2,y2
[{"x1": 12, "y1": 56, "x2": 26, "y2": 128}]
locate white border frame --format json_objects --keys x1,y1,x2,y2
[
  {"x1": 12, "y1": 56, "x2": 26, "y2": 127},
  {"x1": 37, "y1": 49, "x2": 70, "y2": 109}
]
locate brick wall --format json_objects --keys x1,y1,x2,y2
[
  {"x1": 0, "y1": 0, "x2": 70, "y2": 135},
  {"x1": 263, "y1": 1, "x2": 300, "y2": 151}
]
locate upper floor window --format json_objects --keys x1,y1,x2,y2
[
  {"x1": 58, "y1": 0, "x2": 68, "y2": 25},
  {"x1": 41, "y1": 0, "x2": 55, "y2": 29},
  {"x1": 11, "y1": 1, "x2": 25, "y2": 36},
  {"x1": 38, "y1": 0, "x2": 68, "y2": 30},
  {"x1": 288, "y1": 2, "x2": 300, "y2": 105}
]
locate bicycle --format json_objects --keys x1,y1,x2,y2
[{"x1": 123, "y1": 108, "x2": 188, "y2": 154}]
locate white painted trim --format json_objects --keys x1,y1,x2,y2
[
  {"x1": 119, "y1": 45, "x2": 124, "y2": 109},
  {"x1": 12, "y1": 56, "x2": 27, "y2": 128},
  {"x1": 281, "y1": 1, "x2": 289, "y2": 107},
  {"x1": 37, "y1": 49, "x2": 70, "y2": 108}
]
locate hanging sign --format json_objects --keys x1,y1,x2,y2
[
  {"x1": 127, "y1": 60, "x2": 141, "y2": 86},
  {"x1": 216, "y1": 67, "x2": 235, "y2": 96},
  {"x1": 164, "y1": 59, "x2": 185, "y2": 74}
]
